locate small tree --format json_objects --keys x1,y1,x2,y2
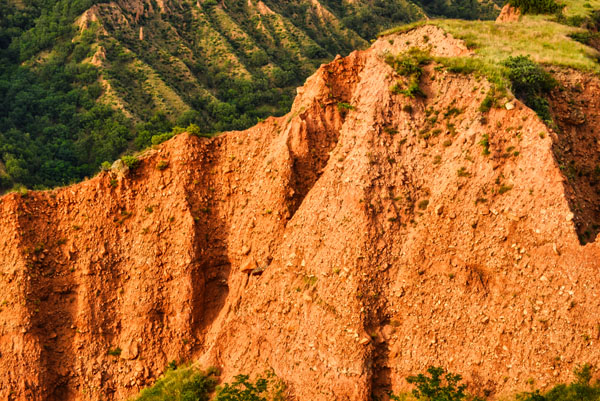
[
  {"x1": 122, "y1": 155, "x2": 140, "y2": 170},
  {"x1": 212, "y1": 371, "x2": 286, "y2": 401},
  {"x1": 403, "y1": 366, "x2": 467, "y2": 401}
]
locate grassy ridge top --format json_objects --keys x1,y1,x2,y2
[
  {"x1": 436, "y1": 17, "x2": 599, "y2": 72},
  {"x1": 379, "y1": 8, "x2": 599, "y2": 127},
  {"x1": 380, "y1": 16, "x2": 600, "y2": 73}
]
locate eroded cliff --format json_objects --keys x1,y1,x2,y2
[{"x1": 1, "y1": 26, "x2": 599, "y2": 401}]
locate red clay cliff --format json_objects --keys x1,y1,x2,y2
[{"x1": 0, "y1": 26, "x2": 599, "y2": 401}]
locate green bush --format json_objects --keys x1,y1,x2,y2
[
  {"x1": 132, "y1": 367, "x2": 285, "y2": 401},
  {"x1": 133, "y1": 366, "x2": 218, "y2": 401},
  {"x1": 0, "y1": 173, "x2": 13, "y2": 190},
  {"x1": 385, "y1": 48, "x2": 432, "y2": 77},
  {"x1": 213, "y1": 371, "x2": 286, "y2": 401},
  {"x1": 187, "y1": 124, "x2": 212, "y2": 138},
  {"x1": 517, "y1": 364, "x2": 600, "y2": 401},
  {"x1": 337, "y1": 102, "x2": 356, "y2": 111},
  {"x1": 122, "y1": 156, "x2": 140, "y2": 170},
  {"x1": 504, "y1": 56, "x2": 556, "y2": 97},
  {"x1": 135, "y1": 113, "x2": 174, "y2": 149},
  {"x1": 479, "y1": 92, "x2": 495, "y2": 113},
  {"x1": 569, "y1": 31, "x2": 600, "y2": 46},
  {"x1": 386, "y1": 48, "x2": 432, "y2": 98},
  {"x1": 186, "y1": 124, "x2": 202, "y2": 136},
  {"x1": 396, "y1": 366, "x2": 474, "y2": 401},
  {"x1": 507, "y1": 0, "x2": 563, "y2": 15},
  {"x1": 504, "y1": 55, "x2": 556, "y2": 121},
  {"x1": 151, "y1": 132, "x2": 175, "y2": 146}
]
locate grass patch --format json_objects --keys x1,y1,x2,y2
[
  {"x1": 379, "y1": 16, "x2": 599, "y2": 122},
  {"x1": 381, "y1": 17, "x2": 599, "y2": 74},
  {"x1": 378, "y1": 20, "x2": 428, "y2": 37},
  {"x1": 337, "y1": 102, "x2": 356, "y2": 111},
  {"x1": 108, "y1": 347, "x2": 122, "y2": 357},
  {"x1": 479, "y1": 133, "x2": 491, "y2": 156},
  {"x1": 432, "y1": 17, "x2": 599, "y2": 73},
  {"x1": 386, "y1": 48, "x2": 432, "y2": 98},
  {"x1": 133, "y1": 365, "x2": 218, "y2": 401}
]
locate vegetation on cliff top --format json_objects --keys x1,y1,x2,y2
[
  {"x1": 380, "y1": 0, "x2": 599, "y2": 122},
  {"x1": 380, "y1": 16, "x2": 599, "y2": 73}
]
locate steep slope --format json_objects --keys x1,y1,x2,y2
[
  {"x1": 78, "y1": 0, "x2": 502, "y2": 127},
  {"x1": 1, "y1": 25, "x2": 600, "y2": 401}
]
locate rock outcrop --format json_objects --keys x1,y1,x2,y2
[
  {"x1": 1, "y1": 26, "x2": 599, "y2": 401},
  {"x1": 496, "y1": 4, "x2": 521, "y2": 23}
]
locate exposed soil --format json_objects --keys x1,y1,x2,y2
[
  {"x1": 1, "y1": 26, "x2": 599, "y2": 401},
  {"x1": 496, "y1": 4, "x2": 521, "y2": 23}
]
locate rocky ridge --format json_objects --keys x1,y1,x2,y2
[{"x1": 0, "y1": 25, "x2": 599, "y2": 401}]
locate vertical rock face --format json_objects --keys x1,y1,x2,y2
[{"x1": 1, "y1": 26, "x2": 600, "y2": 401}]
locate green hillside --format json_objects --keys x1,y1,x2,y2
[{"x1": 0, "y1": 0, "x2": 503, "y2": 190}]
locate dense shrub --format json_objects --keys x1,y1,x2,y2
[
  {"x1": 121, "y1": 155, "x2": 140, "y2": 170},
  {"x1": 569, "y1": 31, "x2": 600, "y2": 46},
  {"x1": 135, "y1": 113, "x2": 174, "y2": 149},
  {"x1": 134, "y1": 366, "x2": 218, "y2": 401},
  {"x1": 504, "y1": 55, "x2": 556, "y2": 121},
  {"x1": 392, "y1": 365, "x2": 600, "y2": 401},
  {"x1": 397, "y1": 366, "x2": 471, "y2": 401},
  {"x1": 133, "y1": 368, "x2": 285, "y2": 401},
  {"x1": 0, "y1": 0, "x2": 503, "y2": 190},
  {"x1": 414, "y1": 0, "x2": 503, "y2": 20},
  {"x1": 506, "y1": 0, "x2": 563, "y2": 15},
  {"x1": 151, "y1": 132, "x2": 175, "y2": 146},
  {"x1": 213, "y1": 371, "x2": 286, "y2": 401},
  {"x1": 517, "y1": 364, "x2": 600, "y2": 401},
  {"x1": 0, "y1": 1, "x2": 132, "y2": 190}
]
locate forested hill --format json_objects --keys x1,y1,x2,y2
[{"x1": 0, "y1": 0, "x2": 502, "y2": 190}]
